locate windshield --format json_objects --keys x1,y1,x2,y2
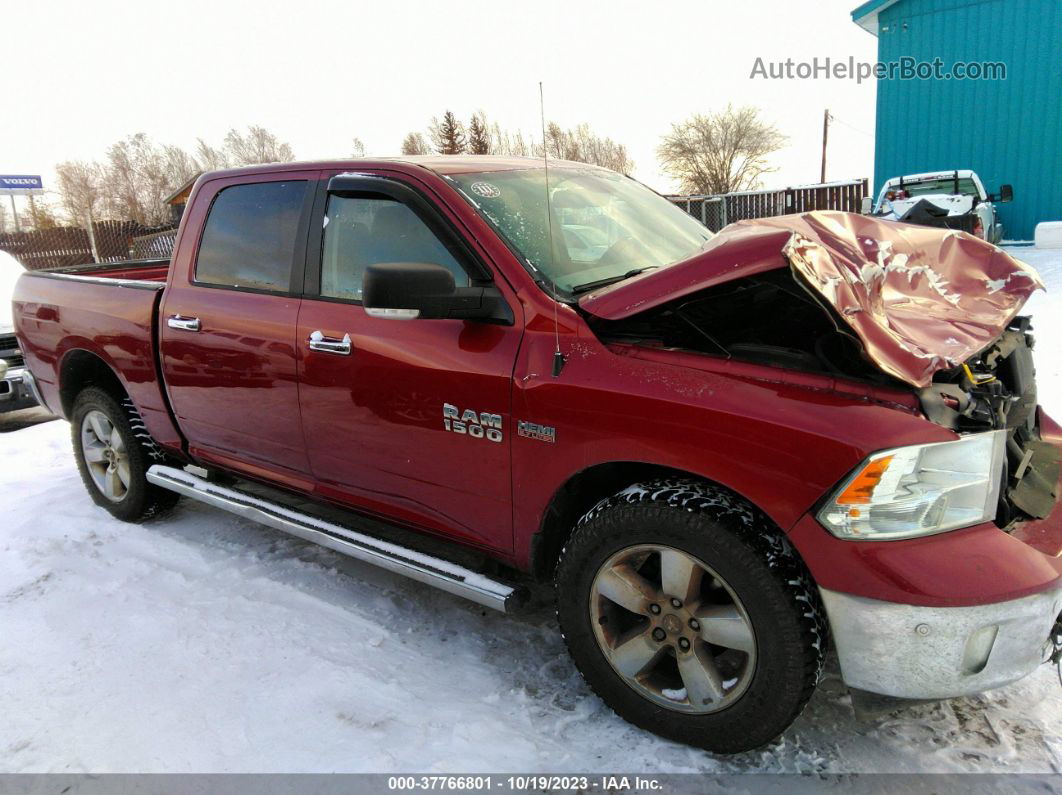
[{"x1": 449, "y1": 167, "x2": 713, "y2": 293}]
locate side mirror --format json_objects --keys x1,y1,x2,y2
[
  {"x1": 860, "y1": 196, "x2": 873, "y2": 215},
  {"x1": 362, "y1": 262, "x2": 511, "y2": 323},
  {"x1": 997, "y1": 184, "x2": 1014, "y2": 203}
]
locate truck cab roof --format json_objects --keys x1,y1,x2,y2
[{"x1": 197, "y1": 155, "x2": 605, "y2": 183}]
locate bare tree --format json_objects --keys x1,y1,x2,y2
[
  {"x1": 351, "y1": 137, "x2": 366, "y2": 158},
  {"x1": 222, "y1": 125, "x2": 296, "y2": 166},
  {"x1": 532, "y1": 122, "x2": 634, "y2": 173},
  {"x1": 400, "y1": 132, "x2": 430, "y2": 155},
  {"x1": 467, "y1": 112, "x2": 491, "y2": 154},
  {"x1": 99, "y1": 134, "x2": 199, "y2": 226},
  {"x1": 194, "y1": 138, "x2": 230, "y2": 171},
  {"x1": 0, "y1": 200, "x2": 7, "y2": 233},
  {"x1": 52, "y1": 126, "x2": 296, "y2": 229},
  {"x1": 658, "y1": 105, "x2": 786, "y2": 194},
  {"x1": 429, "y1": 111, "x2": 466, "y2": 155},
  {"x1": 490, "y1": 123, "x2": 530, "y2": 157},
  {"x1": 25, "y1": 196, "x2": 59, "y2": 230},
  {"x1": 101, "y1": 134, "x2": 162, "y2": 225},
  {"x1": 55, "y1": 160, "x2": 105, "y2": 227}
]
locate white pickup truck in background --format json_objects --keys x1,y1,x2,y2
[{"x1": 866, "y1": 170, "x2": 1014, "y2": 244}]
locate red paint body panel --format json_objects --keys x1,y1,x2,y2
[
  {"x1": 789, "y1": 514, "x2": 1061, "y2": 607},
  {"x1": 295, "y1": 299, "x2": 522, "y2": 551},
  {"x1": 10, "y1": 157, "x2": 1061, "y2": 612},
  {"x1": 158, "y1": 170, "x2": 320, "y2": 482},
  {"x1": 577, "y1": 223, "x2": 793, "y2": 319},
  {"x1": 11, "y1": 275, "x2": 182, "y2": 450}
]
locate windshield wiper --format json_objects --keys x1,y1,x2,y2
[{"x1": 570, "y1": 266, "x2": 659, "y2": 295}]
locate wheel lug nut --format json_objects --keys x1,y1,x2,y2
[
  {"x1": 648, "y1": 604, "x2": 661, "y2": 615},
  {"x1": 670, "y1": 598, "x2": 682, "y2": 609},
  {"x1": 678, "y1": 637, "x2": 691, "y2": 651},
  {"x1": 689, "y1": 618, "x2": 700, "y2": 631},
  {"x1": 651, "y1": 628, "x2": 666, "y2": 642}
]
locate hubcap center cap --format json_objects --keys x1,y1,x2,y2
[{"x1": 662, "y1": 613, "x2": 683, "y2": 634}]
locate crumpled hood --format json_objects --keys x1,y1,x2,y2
[{"x1": 578, "y1": 211, "x2": 1044, "y2": 388}]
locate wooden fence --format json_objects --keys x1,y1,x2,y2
[{"x1": 0, "y1": 220, "x2": 179, "y2": 270}]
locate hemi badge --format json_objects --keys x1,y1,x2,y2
[{"x1": 517, "y1": 420, "x2": 556, "y2": 443}]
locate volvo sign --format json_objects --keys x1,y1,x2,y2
[{"x1": 0, "y1": 175, "x2": 44, "y2": 195}]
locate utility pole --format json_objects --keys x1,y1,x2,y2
[
  {"x1": 8, "y1": 194, "x2": 19, "y2": 233},
  {"x1": 820, "y1": 109, "x2": 832, "y2": 184}
]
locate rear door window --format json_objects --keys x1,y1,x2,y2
[{"x1": 195, "y1": 181, "x2": 307, "y2": 292}]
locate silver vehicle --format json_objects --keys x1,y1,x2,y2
[
  {"x1": 0, "y1": 251, "x2": 38, "y2": 413},
  {"x1": 866, "y1": 169, "x2": 1013, "y2": 244}
]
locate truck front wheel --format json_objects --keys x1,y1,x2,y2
[
  {"x1": 71, "y1": 387, "x2": 179, "y2": 522},
  {"x1": 555, "y1": 479, "x2": 826, "y2": 753}
]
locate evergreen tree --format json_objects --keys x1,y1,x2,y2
[
  {"x1": 467, "y1": 112, "x2": 491, "y2": 154},
  {"x1": 429, "y1": 111, "x2": 467, "y2": 155}
]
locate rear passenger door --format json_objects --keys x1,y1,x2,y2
[{"x1": 160, "y1": 172, "x2": 318, "y2": 486}]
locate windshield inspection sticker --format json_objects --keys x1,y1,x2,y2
[{"x1": 470, "y1": 181, "x2": 501, "y2": 198}]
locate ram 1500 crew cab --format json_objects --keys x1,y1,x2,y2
[{"x1": 12, "y1": 157, "x2": 1062, "y2": 753}]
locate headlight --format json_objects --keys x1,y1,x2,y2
[
  {"x1": 0, "y1": 359, "x2": 7, "y2": 380},
  {"x1": 818, "y1": 430, "x2": 1006, "y2": 541}
]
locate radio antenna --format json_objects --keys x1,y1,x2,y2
[{"x1": 540, "y1": 81, "x2": 565, "y2": 377}]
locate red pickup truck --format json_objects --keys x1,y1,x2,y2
[{"x1": 12, "y1": 157, "x2": 1062, "y2": 753}]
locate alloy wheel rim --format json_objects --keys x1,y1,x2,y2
[
  {"x1": 80, "y1": 410, "x2": 130, "y2": 503},
  {"x1": 589, "y1": 544, "x2": 757, "y2": 714}
]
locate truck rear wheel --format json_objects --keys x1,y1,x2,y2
[
  {"x1": 555, "y1": 479, "x2": 826, "y2": 754},
  {"x1": 71, "y1": 387, "x2": 178, "y2": 522}
]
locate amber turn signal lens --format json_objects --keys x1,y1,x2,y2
[{"x1": 836, "y1": 455, "x2": 893, "y2": 505}]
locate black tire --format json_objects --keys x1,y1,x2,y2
[
  {"x1": 555, "y1": 479, "x2": 827, "y2": 754},
  {"x1": 71, "y1": 386, "x2": 179, "y2": 522}
]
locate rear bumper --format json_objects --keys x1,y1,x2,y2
[
  {"x1": 0, "y1": 368, "x2": 39, "y2": 413},
  {"x1": 821, "y1": 585, "x2": 1062, "y2": 699}
]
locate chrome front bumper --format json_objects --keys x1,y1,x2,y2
[{"x1": 820, "y1": 586, "x2": 1062, "y2": 699}]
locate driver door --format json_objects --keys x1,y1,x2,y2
[{"x1": 296, "y1": 174, "x2": 523, "y2": 552}]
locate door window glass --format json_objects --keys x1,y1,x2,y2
[
  {"x1": 321, "y1": 195, "x2": 468, "y2": 301},
  {"x1": 195, "y1": 181, "x2": 306, "y2": 292}
]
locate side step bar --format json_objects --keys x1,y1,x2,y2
[{"x1": 146, "y1": 465, "x2": 525, "y2": 613}]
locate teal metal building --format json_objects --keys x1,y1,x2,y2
[{"x1": 852, "y1": 0, "x2": 1061, "y2": 241}]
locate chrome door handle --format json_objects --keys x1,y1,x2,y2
[
  {"x1": 308, "y1": 330, "x2": 352, "y2": 355},
  {"x1": 167, "y1": 315, "x2": 201, "y2": 332}
]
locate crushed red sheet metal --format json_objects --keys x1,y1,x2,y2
[
  {"x1": 755, "y1": 212, "x2": 1044, "y2": 387},
  {"x1": 578, "y1": 211, "x2": 1044, "y2": 389}
]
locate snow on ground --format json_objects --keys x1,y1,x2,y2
[{"x1": 1, "y1": 248, "x2": 1061, "y2": 774}]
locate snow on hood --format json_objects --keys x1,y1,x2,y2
[
  {"x1": 578, "y1": 211, "x2": 1044, "y2": 388},
  {"x1": 0, "y1": 249, "x2": 25, "y2": 335}
]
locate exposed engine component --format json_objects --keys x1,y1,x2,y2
[
  {"x1": 589, "y1": 270, "x2": 893, "y2": 384},
  {"x1": 920, "y1": 318, "x2": 1060, "y2": 526},
  {"x1": 589, "y1": 272, "x2": 1059, "y2": 532}
]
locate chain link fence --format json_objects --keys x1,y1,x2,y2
[
  {"x1": 668, "y1": 178, "x2": 869, "y2": 231},
  {"x1": 0, "y1": 220, "x2": 178, "y2": 270}
]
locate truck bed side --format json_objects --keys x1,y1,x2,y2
[{"x1": 12, "y1": 267, "x2": 183, "y2": 451}]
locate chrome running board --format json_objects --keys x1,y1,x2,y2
[{"x1": 146, "y1": 465, "x2": 525, "y2": 613}]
